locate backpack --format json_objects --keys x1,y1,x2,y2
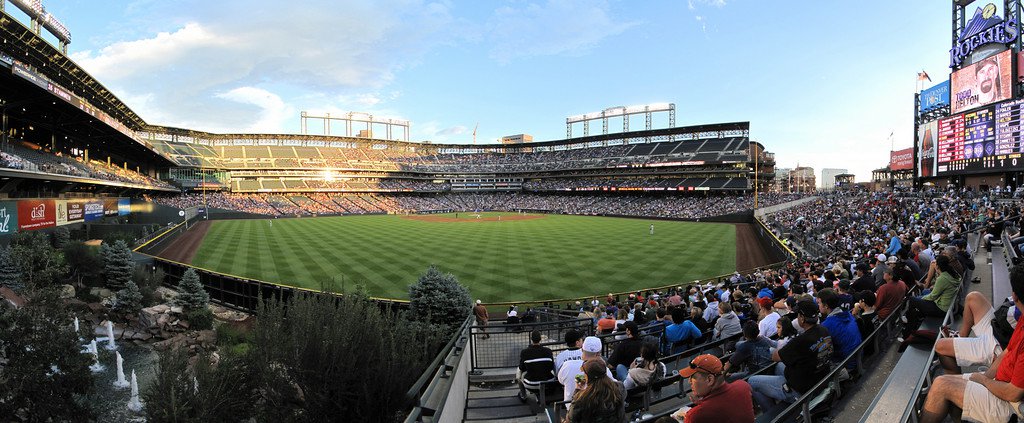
[{"x1": 992, "y1": 299, "x2": 1017, "y2": 348}]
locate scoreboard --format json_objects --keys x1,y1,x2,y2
[{"x1": 936, "y1": 97, "x2": 1024, "y2": 175}]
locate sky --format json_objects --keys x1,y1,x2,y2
[{"x1": 7, "y1": 0, "x2": 960, "y2": 181}]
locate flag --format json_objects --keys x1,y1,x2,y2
[{"x1": 917, "y1": 70, "x2": 931, "y2": 82}]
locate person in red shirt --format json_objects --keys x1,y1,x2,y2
[
  {"x1": 920, "y1": 265, "x2": 1024, "y2": 423},
  {"x1": 874, "y1": 268, "x2": 907, "y2": 320},
  {"x1": 673, "y1": 354, "x2": 755, "y2": 423}
]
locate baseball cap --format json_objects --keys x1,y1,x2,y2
[
  {"x1": 621, "y1": 320, "x2": 639, "y2": 336},
  {"x1": 678, "y1": 354, "x2": 724, "y2": 377},
  {"x1": 886, "y1": 255, "x2": 898, "y2": 264},
  {"x1": 756, "y1": 297, "x2": 774, "y2": 309},
  {"x1": 582, "y1": 336, "x2": 602, "y2": 353},
  {"x1": 876, "y1": 254, "x2": 887, "y2": 263},
  {"x1": 796, "y1": 299, "x2": 819, "y2": 320},
  {"x1": 476, "y1": 300, "x2": 481, "y2": 305}
]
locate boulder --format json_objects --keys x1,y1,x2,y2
[
  {"x1": 170, "y1": 306, "x2": 184, "y2": 315},
  {"x1": 156, "y1": 313, "x2": 172, "y2": 327},
  {"x1": 139, "y1": 307, "x2": 162, "y2": 329},
  {"x1": 58, "y1": 284, "x2": 75, "y2": 299},
  {"x1": 155, "y1": 287, "x2": 178, "y2": 302},
  {"x1": 151, "y1": 304, "x2": 170, "y2": 314},
  {"x1": 195, "y1": 330, "x2": 216, "y2": 346},
  {"x1": 89, "y1": 288, "x2": 114, "y2": 300},
  {"x1": 86, "y1": 302, "x2": 105, "y2": 314}
]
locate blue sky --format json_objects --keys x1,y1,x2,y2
[{"x1": 9, "y1": 0, "x2": 958, "y2": 182}]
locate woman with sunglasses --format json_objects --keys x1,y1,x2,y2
[{"x1": 564, "y1": 359, "x2": 626, "y2": 423}]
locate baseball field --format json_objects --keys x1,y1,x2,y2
[{"x1": 179, "y1": 212, "x2": 739, "y2": 303}]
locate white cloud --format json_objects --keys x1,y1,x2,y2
[
  {"x1": 437, "y1": 125, "x2": 469, "y2": 136},
  {"x1": 487, "y1": 0, "x2": 638, "y2": 63},
  {"x1": 215, "y1": 87, "x2": 293, "y2": 133},
  {"x1": 68, "y1": 0, "x2": 455, "y2": 133}
]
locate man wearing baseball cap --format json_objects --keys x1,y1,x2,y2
[
  {"x1": 748, "y1": 299, "x2": 833, "y2": 412},
  {"x1": 556, "y1": 336, "x2": 615, "y2": 408},
  {"x1": 672, "y1": 354, "x2": 754, "y2": 422}
]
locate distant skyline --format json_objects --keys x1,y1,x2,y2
[{"x1": 7, "y1": 1, "x2": 958, "y2": 181}]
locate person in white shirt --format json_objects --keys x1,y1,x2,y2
[{"x1": 557, "y1": 336, "x2": 614, "y2": 408}]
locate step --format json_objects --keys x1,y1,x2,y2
[
  {"x1": 464, "y1": 404, "x2": 536, "y2": 421},
  {"x1": 467, "y1": 396, "x2": 528, "y2": 408},
  {"x1": 468, "y1": 387, "x2": 520, "y2": 399}
]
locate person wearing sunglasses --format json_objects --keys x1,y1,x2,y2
[{"x1": 672, "y1": 354, "x2": 754, "y2": 422}]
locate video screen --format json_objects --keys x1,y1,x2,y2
[{"x1": 951, "y1": 49, "x2": 1013, "y2": 114}]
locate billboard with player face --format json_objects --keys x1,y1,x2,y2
[{"x1": 951, "y1": 49, "x2": 1013, "y2": 114}]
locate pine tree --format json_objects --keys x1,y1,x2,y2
[
  {"x1": 174, "y1": 268, "x2": 209, "y2": 311},
  {"x1": 103, "y1": 240, "x2": 134, "y2": 290},
  {"x1": 113, "y1": 280, "x2": 143, "y2": 316},
  {"x1": 0, "y1": 246, "x2": 23, "y2": 291},
  {"x1": 51, "y1": 227, "x2": 70, "y2": 249},
  {"x1": 408, "y1": 265, "x2": 471, "y2": 332}
]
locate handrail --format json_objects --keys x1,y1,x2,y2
[
  {"x1": 901, "y1": 269, "x2": 973, "y2": 422},
  {"x1": 771, "y1": 291, "x2": 909, "y2": 423},
  {"x1": 403, "y1": 314, "x2": 473, "y2": 422}
]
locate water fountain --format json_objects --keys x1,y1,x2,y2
[
  {"x1": 113, "y1": 352, "x2": 129, "y2": 389},
  {"x1": 73, "y1": 316, "x2": 79, "y2": 333},
  {"x1": 127, "y1": 370, "x2": 143, "y2": 412},
  {"x1": 87, "y1": 340, "x2": 104, "y2": 373},
  {"x1": 105, "y1": 321, "x2": 117, "y2": 350}
]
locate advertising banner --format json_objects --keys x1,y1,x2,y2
[
  {"x1": 103, "y1": 199, "x2": 118, "y2": 216},
  {"x1": 117, "y1": 198, "x2": 130, "y2": 216},
  {"x1": 55, "y1": 200, "x2": 68, "y2": 226},
  {"x1": 17, "y1": 199, "x2": 56, "y2": 230},
  {"x1": 918, "y1": 120, "x2": 938, "y2": 178},
  {"x1": 0, "y1": 201, "x2": 18, "y2": 236},
  {"x1": 84, "y1": 201, "x2": 104, "y2": 222},
  {"x1": 66, "y1": 201, "x2": 84, "y2": 223},
  {"x1": 890, "y1": 148, "x2": 914, "y2": 171},
  {"x1": 951, "y1": 49, "x2": 1013, "y2": 114},
  {"x1": 920, "y1": 81, "x2": 950, "y2": 113}
]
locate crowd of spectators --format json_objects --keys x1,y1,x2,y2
[
  {"x1": 196, "y1": 138, "x2": 749, "y2": 173},
  {"x1": 503, "y1": 187, "x2": 1024, "y2": 421},
  {"x1": 149, "y1": 191, "x2": 804, "y2": 220}
]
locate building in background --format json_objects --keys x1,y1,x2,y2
[
  {"x1": 820, "y1": 168, "x2": 848, "y2": 191},
  {"x1": 774, "y1": 167, "x2": 792, "y2": 192},
  {"x1": 789, "y1": 167, "x2": 816, "y2": 193},
  {"x1": 500, "y1": 134, "x2": 533, "y2": 144}
]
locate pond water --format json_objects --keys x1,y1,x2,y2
[{"x1": 81, "y1": 339, "x2": 159, "y2": 422}]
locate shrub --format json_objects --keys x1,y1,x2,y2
[
  {"x1": 102, "y1": 240, "x2": 133, "y2": 290},
  {"x1": 0, "y1": 246, "x2": 23, "y2": 291},
  {"x1": 144, "y1": 347, "x2": 256, "y2": 422},
  {"x1": 408, "y1": 265, "x2": 472, "y2": 332},
  {"x1": 113, "y1": 281, "x2": 144, "y2": 317},
  {"x1": 185, "y1": 308, "x2": 213, "y2": 331},
  {"x1": 174, "y1": 268, "x2": 210, "y2": 311}
]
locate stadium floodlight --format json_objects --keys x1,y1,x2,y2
[{"x1": 566, "y1": 103, "x2": 676, "y2": 139}]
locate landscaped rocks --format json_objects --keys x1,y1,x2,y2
[{"x1": 58, "y1": 284, "x2": 75, "y2": 299}]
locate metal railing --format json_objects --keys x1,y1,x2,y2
[
  {"x1": 403, "y1": 315, "x2": 473, "y2": 423},
  {"x1": 470, "y1": 317, "x2": 594, "y2": 369}
]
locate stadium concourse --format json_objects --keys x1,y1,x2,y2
[{"x1": 421, "y1": 187, "x2": 1022, "y2": 423}]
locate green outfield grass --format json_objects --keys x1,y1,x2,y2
[{"x1": 189, "y1": 213, "x2": 736, "y2": 303}]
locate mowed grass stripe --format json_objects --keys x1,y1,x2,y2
[{"x1": 190, "y1": 214, "x2": 737, "y2": 302}]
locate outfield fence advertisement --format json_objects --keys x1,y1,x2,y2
[
  {"x1": 104, "y1": 199, "x2": 119, "y2": 216},
  {"x1": 84, "y1": 202, "x2": 104, "y2": 222},
  {"x1": 118, "y1": 198, "x2": 131, "y2": 216},
  {"x1": 0, "y1": 201, "x2": 18, "y2": 236},
  {"x1": 17, "y1": 199, "x2": 55, "y2": 230}
]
